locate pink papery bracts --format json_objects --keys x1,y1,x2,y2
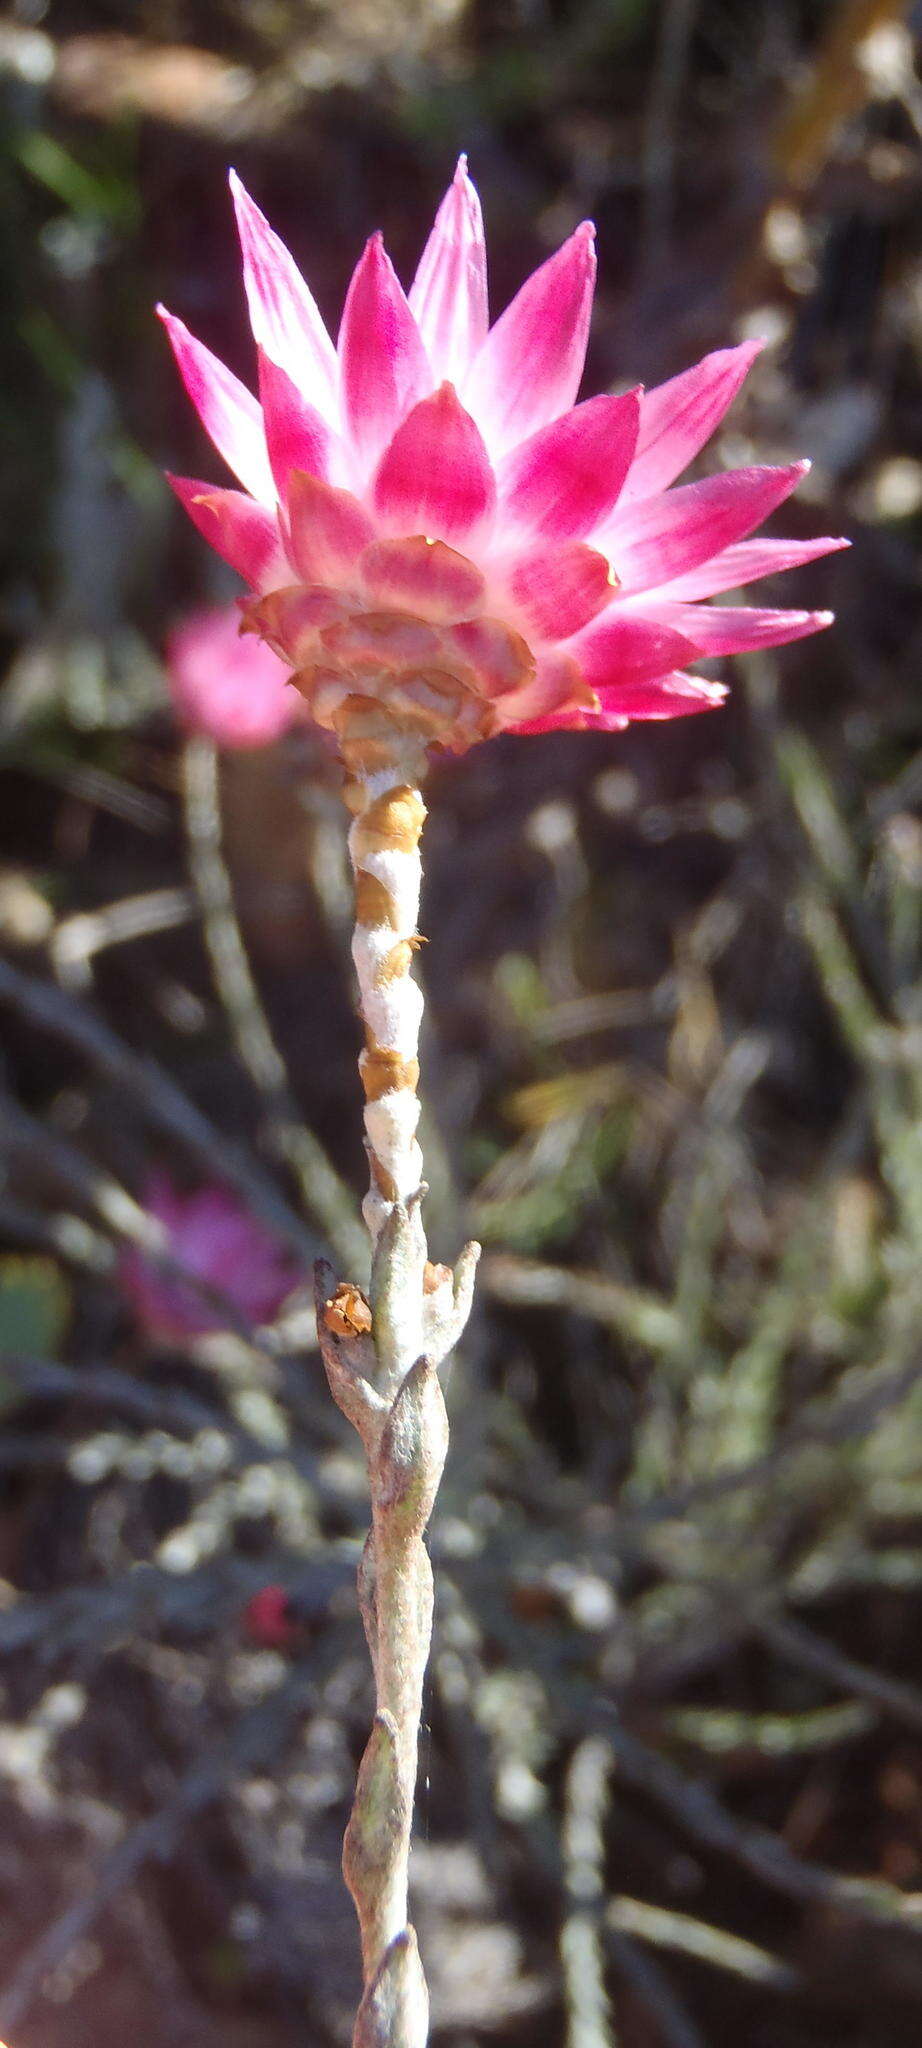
[{"x1": 159, "y1": 158, "x2": 845, "y2": 763}]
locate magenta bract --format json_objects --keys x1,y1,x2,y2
[{"x1": 159, "y1": 159, "x2": 846, "y2": 751}]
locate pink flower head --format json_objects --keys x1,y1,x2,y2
[
  {"x1": 166, "y1": 604, "x2": 298, "y2": 748},
  {"x1": 158, "y1": 159, "x2": 846, "y2": 759},
  {"x1": 120, "y1": 1171, "x2": 301, "y2": 1339}
]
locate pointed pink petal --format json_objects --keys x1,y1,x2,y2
[
  {"x1": 570, "y1": 612, "x2": 698, "y2": 688},
  {"x1": 657, "y1": 533, "x2": 850, "y2": 600},
  {"x1": 158, "y1": 307, "x2": 274, "y2": 502},
  {"x1": 360, "y1": 536, "x2": 485, "y2": 622},
  {"x1": 509, "y1": 702, "x2": 628, "y2": 735},
  {"x1": 229, "y1": 170, "x2": 338, "y2": 419},
  {"x1": 372, "y1": 383, "x2": 496, "y2": 544},
  {"x1": 463, "y1": 223, "x2": 596, "y2": 457},
  {"x1": 499, "y1": 389, "x2": 641, "y2": 540},
  {"x1": 507, "y1": 541, "x2": 613, "y2": 640},
  {"x1": 258, "y1": 349, "x2": 333, "y2": 497},
  {"x1": 510, "y1": 666, "x2": 725, "y2": 727},
  {"x1": 513, "y1": 672, "x2": 726, "y2": 728},
  {"x1": 644, "y1": 599, "x2": 834, "y2": 655},
  {"x1": 286, "y1": 470, "x2": 376, "y2": 584},
  {"x1": 624, "y1": 342, "x2": 764, "y2": 502},
  {"x1": 166, "y1": 606, "x2": 298, "y2": 748},
  {"x1": 338, "y1": 234, "x2": 431, "y2": 472},
  {"x1": 598, "y1": 463, "x2": 811, "y2": 594},
  {"x1": 522, "y1": 670, "x2": 727, "y2": 725},
  {"x1": 408, "y1": 156, "x2": 489, "y2": 385},
  {"x1": 597, "y1": 671, "x2": 727, "y2": 720},
  {"x1": 168, "y1": 476, "x2": 287, "y2": 587}
]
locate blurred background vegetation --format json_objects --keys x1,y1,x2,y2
[{"x1": 1, "y1": 0, "x2": 922, "y2": 2042}]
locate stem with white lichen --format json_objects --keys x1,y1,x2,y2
[
  {"x1": 314, "y1": 729, "x2": 479, "y2": 2048},
  {"x1": 347, "y1": 756, "x2": 428, "y2": 1247}
]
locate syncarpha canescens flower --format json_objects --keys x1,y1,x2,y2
[
  {"x1": 120, "y1": 1172, "x2": 301, "y2": 1339},
  {"x1": 166, "y1": 605, "x2": 298, "y2": 749},
  {"x1": 158, "y1": 159, "x2": 845, "y2": 767}
]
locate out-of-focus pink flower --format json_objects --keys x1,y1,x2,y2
[
  {"x1": 243, "y1": 1584, "x2": 300, "y2": 1648},
  {"x1": 158, "y1": 159, "x2": 846, "y2": 752},
  {"x1": 166, "y1": 604, "x2": 299, "y2": 748},
  {"x1": 120, "y1": 1172, "x2": 301, "y2": 1339}
]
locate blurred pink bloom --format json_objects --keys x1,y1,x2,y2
[
  {"x1": 243, "y1": 1585, "x2": 300, "y2": 1648},
  {"x1": 120, "y1": 1172, "x2": 301, "y2": 1339},
  {"x1": 166, "y1": 604, "x2": 298, "y2": 748},
  {"x1": 159, "y1": 159, "x2": 846, "y2": 750}
]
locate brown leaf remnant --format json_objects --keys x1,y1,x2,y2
[{"x1": 323, "y1": 1280, "x2": 373, "y2": 1340}]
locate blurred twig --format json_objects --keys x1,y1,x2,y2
[
  {"x1": 662, "y1": 1700, "x2": 873, "y2": 1756},
  {"x1": 181, "y1": 736, "x2": 365, "y2": 1274},
  {"x1": 0, "y1": 1194, "x2": 116, "y2": 1276},
  {"x1": 50, "y1": 885, "x2": 196, "y2": 989},
  {"x1": 606, "y1": 1896, "x2": 798, "y2": 1994},
  {"x1": 561, "y1": 1735, "x2": 616, "y2": 2048},
  {"x1": 606, "y1": 1725, "x2": 922, "y2": 1936},
  {"x1": 479, "y1": 1251, "x2": 682, "y2": 1356},
  {"x1": 756, "y1": 1611, "x2": 922, "y2": 1739},
  {"x1": 0, "y1": 1351, "x2": 352, "y2": 1511},
  {"x1": 605, "y1": 1926, "x2": 704, "y2": 2048},
  {"x1": 0, "y1": 953, "x2": 319, "y2": 1259}
]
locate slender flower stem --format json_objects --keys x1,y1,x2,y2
[
  {"x1": 346, "y1": 755, "x2": 428, "y2": 1249},
  {"x1": 315, "y1": 734, "x2": 479, "y2": 2048}
]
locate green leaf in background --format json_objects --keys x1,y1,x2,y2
[
  {"x1": 13, "y1": 130, "x2": 139, "y2": 230},
  {"x1": 0, "y1": 1255, "x2": 70, "y2": 1365}
]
